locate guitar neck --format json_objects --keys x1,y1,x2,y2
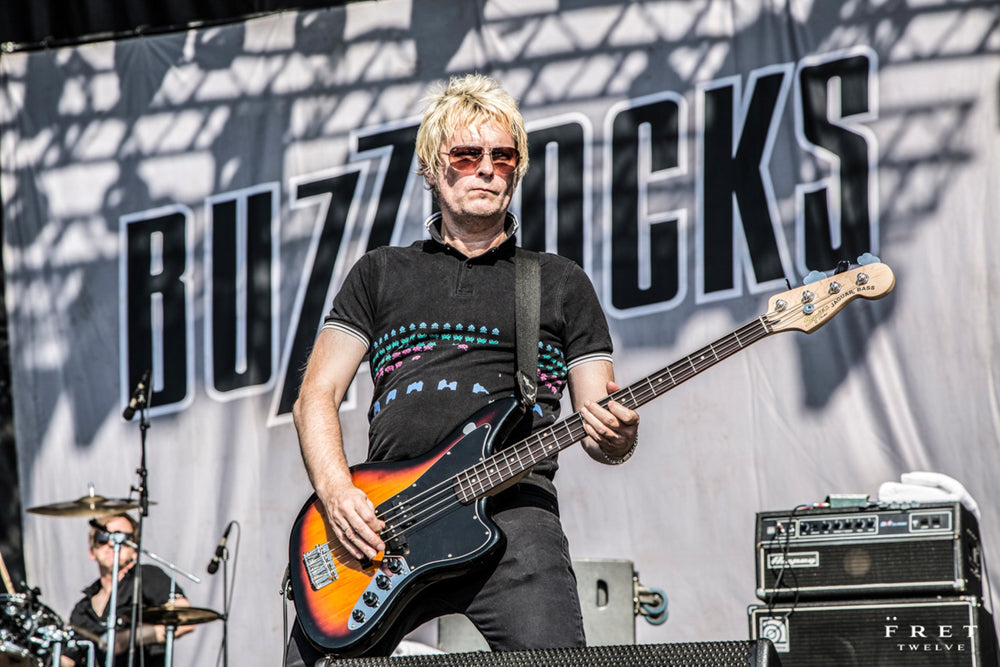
[{"x1": 456, "y1": 315, "x2": 774, "y2": 501}]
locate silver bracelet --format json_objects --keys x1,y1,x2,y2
[{"x1": 599, "y1": 433, "x2": 637, "y2": 465}]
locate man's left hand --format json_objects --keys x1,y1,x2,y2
[{"x1": 579, "y1": 381, "x2": 639, "y2": 461}]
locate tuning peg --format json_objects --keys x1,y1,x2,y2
[
  {"x1": 836, "y1": 260, "x2": 851, "y2": 273},
  {"x1": 856, "y1": 252, "x2": 880, "y2": 265},
  {"x1": 803, "y1": 270, "x2": 826, "y2": 285}
]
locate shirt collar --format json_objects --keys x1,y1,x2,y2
[{"x1": 423, "y1": 211, "x2": 519, "y2": 249}]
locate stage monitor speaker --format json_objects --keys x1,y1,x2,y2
[
  {"x1": 756, "y1": 502, "x2": 982, "y2": 601},
  {"x1": 327, "y1": 640, "x2": 781, "y2": 666},
  {"x1": 438, "y1": 558, "x2": 637, "y2": 652},
  {"x1": 749, "y1": 595, "x2": 998, "y2": 666}
]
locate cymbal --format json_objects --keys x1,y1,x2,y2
[
  {"x1": 26, "y1": 495, "x2": 145, "y2": 518},
  {"x1": 138, "y1": 605, "x2": 222, "y2": 626}
]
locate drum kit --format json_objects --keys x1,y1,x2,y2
[
  {"x1": 0, "y1": 589, "x2": 65, "y2": 667},
  {"x1": 2, "y1": 490, "x2": 224, "y2": 667}
]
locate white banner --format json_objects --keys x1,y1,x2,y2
[{"x1": 2, "y1": 1, "x2": 999, "y2": 663}]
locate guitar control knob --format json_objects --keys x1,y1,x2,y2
[
  {"x1": 352, "y1": 609, "x2": 366, "y2": 623},
  {"x1": 828, "y1": 281, "x2": 841, "y2": 294},
  {"x1": 801, "y1": 290, "x2": 815, "y2": 303},
  {"x1": 363, "y1": 592, "x2": 379, "y2": 607},
  {"x1": 376, "y1": 574, "x2": 391, "y2": 590},
  {"x1": 856, "y1": 272, "x2": 870, "y2": 286},
  {"x1": 386, "y1": 558, "x2": 403, "y2": 574}
]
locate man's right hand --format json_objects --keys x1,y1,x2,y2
[
  {"x1": 292, "y1": 328, "x2": 379, "y2": 560},
  {"x1": 320, "y1": 482, "x2": 385, "y2": 561}
]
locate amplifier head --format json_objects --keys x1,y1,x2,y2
[{"x1": 755, "y1": 502, "x2": 982, "y2": 601}]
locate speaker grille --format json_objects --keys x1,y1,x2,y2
[
  {"x1": 329, "y1": 640, "x2": 779, "y2": 666},
  {"x1": 750, "y1": 596, "x2": 998, "y2": 666}
]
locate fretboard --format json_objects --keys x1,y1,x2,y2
[{"x1": 454, "y1": 316, "x2": 774, "y2": 502}]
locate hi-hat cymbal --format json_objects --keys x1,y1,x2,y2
[
  {"x1": 136, "y1": 605, "x2": 222, "y2": 626},
  {"x1": 26, "y1": 495, "x2": 146, "y2": 518}
]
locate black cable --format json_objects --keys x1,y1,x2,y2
[
  {"x1": 765, "y1": 503, "x2": 818, "y2": 614},
  {"x1": 280, "y1": 564, "x2": 292, "y2": 667}
]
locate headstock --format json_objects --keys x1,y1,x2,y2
[{"x1": 767, "y1": 257, "x2": 895, "y2": 334}]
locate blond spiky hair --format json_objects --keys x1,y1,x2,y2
[{"x1": 415, "y1": 73, "x2": 529, "y2": 184}]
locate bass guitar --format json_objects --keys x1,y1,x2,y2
[{"x1": 288, "y1": 259, "x2": 895, "y2": 656}]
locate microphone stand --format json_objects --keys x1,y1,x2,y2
[
  {"x1": 221, "y1": 549, "x2": 230, "y2": 667},
  {"x1": 208, "y1": 521, "x2": 235, "y2": 667},
  {"x1": 126, "y1": 375, "x2": 153, "y2": 667},
  {"x1": 102, "y1": 534, "x2": 130, "y2": 667},
  {"x1": 139, "y1": 548, "x2": 200, "y2": 667}
]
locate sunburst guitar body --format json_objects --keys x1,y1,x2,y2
[{"x1": 288, "y1": 398, "x2": 524, "y2": 656}]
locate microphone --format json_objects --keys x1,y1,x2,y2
[
  {"x1": 122, "y1": 369, "x2": 151, "y2": 421},
  {"x1": 89, "y1": 519, "x2": 109, "y2": 543},
  {"x1": 207, "y1": 522, "x2": 234, "y2": 574}
]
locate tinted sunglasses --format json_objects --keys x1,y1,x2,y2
[
  {"x1": 441, "y1": 145, "x2": 519, "y2": 175},
  {"x1": 94, "y1": 530, "x2": 134, "y2": 546}
]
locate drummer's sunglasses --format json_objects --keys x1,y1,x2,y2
[
  {"x1": 94, "y1": 531, "x2": 134, "y2": 546},
  {"x1": 441, "y1": 145, "x2": 519, "y2": 175}
]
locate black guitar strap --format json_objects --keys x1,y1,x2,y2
[{"x1": 514, "y1": 247, "x2": 540, "y2": 410}]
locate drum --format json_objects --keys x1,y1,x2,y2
[{"x1": 0, "y1": 593, "x2": 65, "y2": 667}]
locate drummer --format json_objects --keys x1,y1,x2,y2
[{"x1": 62, "y1": 513, "x2": 194, "y2": 667}]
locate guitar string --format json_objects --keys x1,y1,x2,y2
[
  {"x1": 370, "y1": 319, "x2": 771, "y2": 534},
  {"x1": 307, "y1": 316, "x2": 773, "y2": 572},
  {"x1": 311, "y1": 275, "x2": 873, "y2": 572},
  {"x1": 313, "y1": 305, "x2": 794, "y2": 569},
  {"x1": 309, "y1": 316, "x2": 776, "y2": 570},
  {"x1": 369, "y1": 315, "x2": 775, "y2": 524}
]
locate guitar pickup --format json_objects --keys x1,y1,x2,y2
[
  {"x1": 303, "y1": 543, "x2": 338, "y2": 590},
  {"x1": 381, "y1": 499, "x2": 411, "y2": 556},
  {"x1": 384, "y1": 534, "x2": 409, "y2": 557}
]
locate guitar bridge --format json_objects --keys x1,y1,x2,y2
[{"x1": 303, "y1": 543, "x2": 338, "y2": 590}]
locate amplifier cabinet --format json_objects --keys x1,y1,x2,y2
[
  {"x1": 749, "y1": 596, "x2": 999, "y2": 666},
  {"x1": 756, "y1": 502, "x2": 982, "y2": 601}
]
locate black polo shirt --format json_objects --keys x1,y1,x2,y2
[
  {"x1": 66, "y1": 564, "x2": 183, "y2": 667},
  {"x1": 324, "y1": 214, "x2": 613, "y2": 484}
]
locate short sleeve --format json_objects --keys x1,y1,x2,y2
[
  {"x1": 557, "y1": 260, "x2": 613, "y2": 369},
  {"x1": 322, "y1": 251, "x2": 380, "y2": 349}
]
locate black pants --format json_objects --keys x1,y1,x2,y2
[{"x1": 284, "y1": 499, "x2": 585, "y2": 665}]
